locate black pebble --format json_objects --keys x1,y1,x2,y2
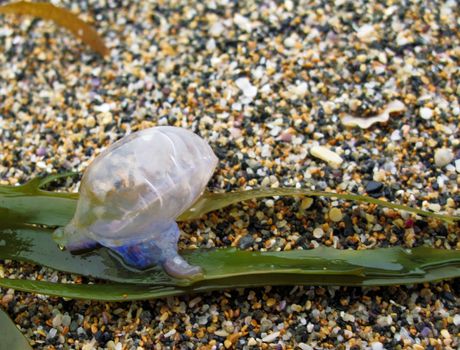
[
  {"x1": 365, "y1": 181, "x2": 384, "y2": 194},
  {"x1": 343, "y1": 215, "x2": 354, "y2": 236}
]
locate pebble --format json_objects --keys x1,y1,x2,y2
[
  {"x1": 356, "y1": 24, "x2": 378, "y2": 42},
  {"x1": 366, "y1": 181, "x2": 384, "y2": 194},
  {"x1": 427, "y1": 203, "x2": 441, "y2": 212},
  {"x1": 288, "y1": 82, "x2": 308, "y2": 98},
  {"x1": 261, "y1": 331, "x2": 280, "y2": 343},
  {"x1": 235, "y1": 77, "x2": 258, "y2": 99},
  {"x1": 298, "y1": 344, "x2": 313, "y2": 350},
  {"x1": 376, "y1": 315, "x2": 393, "y2": 327},
  {"x1": 47, "y1": 328, "x2": 57, "y2": 339},
  {"x1": 233, "y1": 14, "x2": 253, "y2": 32},
  {"x1": 453, "y1": 314, "x2": 460, "y2": 326},
  {"x1": 329, "y1": 208, "x2": 343, "y2": 222},
  {"x1": 85, "y1": 116, "x2": 96, "y2": 128},
  {"x1": 440, "y1": 329, "x2": 451, "y2": 339},
  {"x1": 434, "y1": 148, "x2": 454, "y2": 167},
  {"x1": 239, "y1": 235, "x2": 254, "y2": 249},
  {"x1": 310, "y1": 146, "x2": 343, "y2": 169},
  {"x1": 313, "y1": 227, "x2": 324, "y2": 239},
  {"x1": 163, "y1": 329, "x2": 176, "y2": 338},
  {"x1": 52, "y1": 313, "x2": 63, "y2": 327},
  {"x1": 62, "y1": 314, "x2": 72, "y2": 327},
  {"x1": 209, "y1": 22, "x2": 225, "y2": 37},
  {"x1": 222, "y1": 320, "x2": 234, "y2": 333},
  {"x1": 419, "y1": 107, "x2": 434, "y2": 120},
  {"x1": 371, "y1": 342, "x2": 385, "y2": 350},
  {"x1": 260, "y1": 319, "x2": 273, "y2": 332},
  {"x1": 300, "y1": 198, "x2": 313, "y2": 210},
  {"x1": 390, "y1": 130, "x2": 402, "y2": 141}
]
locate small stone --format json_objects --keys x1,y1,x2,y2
[
  {"x1": 260, "y1": 319, "x2": 273, "y2": 332},
  {"x1": 288, "y1": 82, "x2": 308, "y2": 98},
  {"x1": 440, "y1": 329, "x2": 451, "y2": 339},
  {"x1": 77, "y1": 327, "x2": 87, "y2": 336},
  {"x1": 235, "y1": 77, "x2": 258, "y2": 99},
  {"x1": 36, "y1": 146, "x2": 47, "y2": 157},
  {"x1": 329, "y1": 208, "x2": 343, "y2": 222},
  {"x1": 262, "y1": 331, "x2": 280, "y2": 343},
  {"x1": 52, "y1": 313, "x2": 63, "y2": 327},
  {"x1": 313, "y1": 227, "x2": 324, "y2": 239},
  {"x1": 188, "y1": 296, "x2": 202, "y2": 308},
  {"x1": 434, "y1": 148, "x2": 454, "y2": 167},
  {"x1": 341, "y1": 312, "x2": 355, "y2": 322},
  {"x1": 222, "y1": 320, "x2": 235, "y2": 333},
  {"x1": 215, "y1": 329, "x2": 229, "y2": 337},
  {"x1": 206, "y1": 38, "x2": 216, "y2": 51},
  {"x1": 298, "y1": 344, "x2": 313, "y2": 350},
  {"x1": 427, "y1": 203, "x2": 441, "y2": 212},
  {"x1": 419, "y1": 107, "x2": 433, "y2": 120},
  {"x1": 163, "y1": 329, "x2": 176, "y2": 338},
  {"x1": 453, "y1": 314, "x2": 460, "y2": 326},
  {"x1": 239, "y1": 235, "x2": 254, "y2": 249},
  {"x1": 69, "y1": 321, "x2": 78, "y2": 332},
  {"x1": 390, "y1": 130, "x2": 401, "y2": 141},
  {"x1": 94, "y1": 103, "x2": 111, "y2": 113},
  {"x1": 85, "y1": 116, "x2": 96, "y2": 128},
  {"x1": 366, "y1": 181, "x2": 384, "y2": 194},
  {"x1": 357, "y1": 24, "x2": 378, "y2": 42},
  {"x1": 247, "y1": 338, "x2": 257, "y2": 346},
  {"x1": 455, "y1": 159, "x2": 460, "y2": 173},
  {"x1": 100, "y1": 113, "x2": 113, "y2": 125},
  {"x1": 300, "y1": 198, "x2": 313, "y2": 210},
  {"x1": 210, "y1": 22, "x2": 225, "y2": 37},
  {"x1": 234, "y1": 14, "x2": 253, "y2": 32},
  {"x1": 376, "y1": 315, "x2": 393, "y2": 327},
  {"x1": 47, "y1": 328, "x2": 57, "y2": 339},
  {"x1": 310, "y1": 146, "x2": 343, "y2": 169},
  {"x1": 62, "y1": 315, "x2": 72, "y2": 327},
  {"x1": 284, "y1": 34, "x2": 297, "y2": 48},
  {"x1": 371, "y1": 342, "x2": 384, "y2": 350}
]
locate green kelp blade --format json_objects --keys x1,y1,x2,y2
[
  {"x1": 0, "y1": 176, "x2": 458, "y2": 228},
  {"x1": 0, "y1": 278, "x2": 183, "y2": 302},
  {"x1": 1, "y1": 253, "x2": 460, "y2": 302},
  {"x1": 0, "y1": 308, "x2": 33, "y2": 350},
  {"x1": 180, "y1": 188, "x2": 460, "y2": 223},
  {"x1": 1, "y1": 225, "x2": 460, "y2": 288},
  {"x1": 0, "y1": 183, "x2": 77, "y2": 228}
]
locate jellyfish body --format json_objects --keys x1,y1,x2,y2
[{"x1": 53, "y1": 126, "x2": 218, "y2": 279}]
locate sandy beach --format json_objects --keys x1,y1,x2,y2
[{"x1": 0, "y1": 0, "x2": 459, "y2": 349}]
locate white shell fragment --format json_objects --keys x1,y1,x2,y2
[
  {"x1": 310, "y1": 146, "x2": 343, "y2": 169},
  {"x1": 55, "y1": 126, "x2": 218, "y2": 278},
  {"x1": 342, "y1": 100, "x2": 406, "y2": 129}
]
